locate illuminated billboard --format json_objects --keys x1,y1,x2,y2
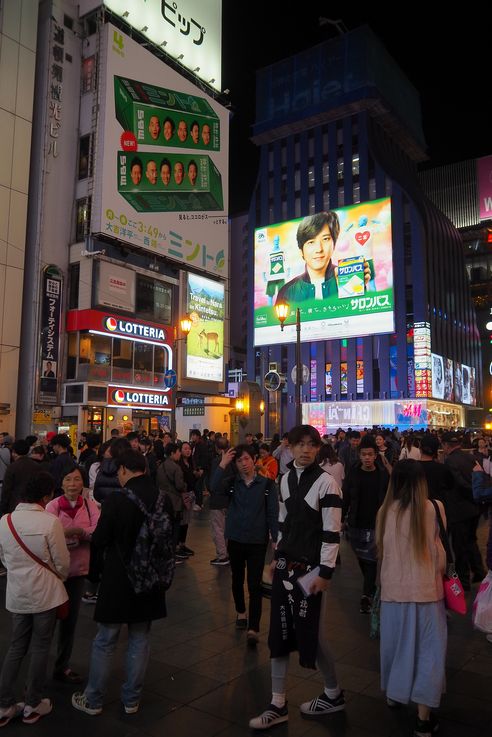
[
  {"x1": 254, "y1": 198, "x2": 393, "y2": 345},
  {"x1": 79, "y1": 0, "x2": 222, "y2": 92},
  {"x1": 92, "y1": 24, "x2": 228, "y2": 277},
  {"x1": 186, "y1": 273, "x2": 224, "y2": 382}
]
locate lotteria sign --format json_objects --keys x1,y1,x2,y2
[
  {"x1": 66, "y1": 309, "x2": 172, "y2": 351},
  {"x1": 104, "y1": 315, "x2": 166, "y2": 342},
  {"x1": 107, "y1": 385, "x2": 173, "y2": 411}
]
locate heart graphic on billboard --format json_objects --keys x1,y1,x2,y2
[
  {"x1": 113, "y1": 389, "x2": 125, "y2": 403},
  {"x1": 105, "y1": 317, "x2": 118, "y2": 331},
  {"x1": 355, "y1": 231, "x2": 370, "y2": 245}
]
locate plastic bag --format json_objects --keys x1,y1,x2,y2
[{"x1": 472, "y1": 571, "x2": 492, "y2": 633}]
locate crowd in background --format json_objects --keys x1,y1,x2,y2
[{"x1": 0, "y1": 423, "x2": 491, "y2": 735}]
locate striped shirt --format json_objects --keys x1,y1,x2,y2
[{"x1": 276, "y1": 462, "x2": 342, "y2": 579}]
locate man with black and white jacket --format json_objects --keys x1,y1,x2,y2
[{"x1": 250, "y1": 424, "x2": 344, "y2": 731}]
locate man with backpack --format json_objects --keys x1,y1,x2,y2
[{"x1": 72, "y1": 450, "x2": 174, "y2": 717}]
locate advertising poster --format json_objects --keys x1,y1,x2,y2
[
  {"x1": 461, "y1": 363, "x2": 477, "y2": 405},
  {"x1": 186, "y1": 273, "x2": 224, "y2": 382},
  {"x1": 325, "y1": 363, "x2": 332, "y2": 395},
  {"x1": 254, "y1": 197, "x2": 394, "y2": 345},
  {"x1": 356, "y1": 360, "x2": 364, "y2": 394},
  {"x1": 431, "y1": 353, "x2": 445, "y2": 400},
  {"x1": 38, "y1": 267, "x2": 63, "y2": 405},
  {"x1": 443, "y1": 358, "x2": 454, "y2": 401},
  {"x1": 478, "y1": 155, "x2": 492, "y2": 221},
  {"x1": 92, "y1": 24, "x2": 228, "y2": 278}
]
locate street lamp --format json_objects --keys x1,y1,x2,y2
[{"x1": 275, "y1": 300, "x2": 302, "y2": 426}]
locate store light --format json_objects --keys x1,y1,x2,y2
[
  {"x1": 108, "y1": 414, "x2": 114, "y2": 421},
  {"x1": 122, "y1": 415, "x2": 129, "y2": 422}
]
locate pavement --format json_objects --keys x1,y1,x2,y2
[{"x1": 0, "y1": 508, "x2": 490, "y2": 737}]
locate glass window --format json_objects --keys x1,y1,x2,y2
[
  {"x1": 78, "y1": 135, "x2": 91, "y2": 179},
  {"x1": 112, "y1": 338, "x2": 133, "y2": 383},
  {"x1": 135, "y1": 275, "x2": 172, "y2": 324},
  {"x1": 134, "y1": 343, "x2": 153, "y2": 385},
  {"x1": 75, "y1": 198, "x2": 91, "y2": 242},
  {"x1": 68, "y1": 263, "x2": 79, "y2": 309},
  {"x1": 67, "y1": 333, "x2": 77, "y2": 379},
  {"x1": 81, "y1": 56, "x2": 96, "y2": 93}
]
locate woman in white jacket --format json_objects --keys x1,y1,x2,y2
[{"x1": 0, "y1": 471, "x2": 69, "y2": 726}]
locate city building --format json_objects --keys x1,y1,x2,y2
[
  {"x1": 420, "y1": 155, "x2": 492, "y2": 427},
  {"x1": 9, "y1": 0, "x2": 229, "y2": 443},
  {"x1": 247, "y1": 26, "x2": 481, "y2": 434},
  {"x1": 0, "y1": 0, "x2": 39, "y2": 434}
]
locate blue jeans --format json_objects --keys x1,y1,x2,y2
[
  {"x1": 84, "y1": 621, "x2": 151, "y2": 708},
  {"x1": 0, "y1": 609, "x2": 57, "y2": 708}
]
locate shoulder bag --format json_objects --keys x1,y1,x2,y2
[
  {"x1": 429, "y1": 499, "x2": 466, "y2": 615},
  {"x1": 6, "y1": 514, "x2": 69, "y2": 619}
]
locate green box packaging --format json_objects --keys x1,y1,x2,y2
[
  {"x1": 118, "y1": 151, "x2": 223, "y2": 212},
  {"x1": 114, "y1": 76, "x2": 220, "y2": 151},
  {"x1": 337, "y1": 256, "x2": 365, "y2": 299}
]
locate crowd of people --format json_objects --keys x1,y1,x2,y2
[{"x1": 0, "y1": 424, "x2": 490, "y2": 736}]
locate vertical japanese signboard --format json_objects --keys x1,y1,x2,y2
[
  {"x1": 38, "y1": 267, "x2": 63, "y2": 404},
  {"x1": 414, "y1": 322, "x2": 431, "y2": 398}
]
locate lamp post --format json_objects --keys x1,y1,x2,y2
[
  {"x1": 275, "y1": 301, "x2": 302, "y2": 426},
  {"x1": 171, "y1": 314, "x2": 192, "y2": 435}
]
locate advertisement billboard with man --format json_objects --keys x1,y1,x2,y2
[{"x1": 253, "y1": 197, "x2": 394, "y2": 345}]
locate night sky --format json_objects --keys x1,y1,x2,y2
[{"x1": 222, "y1": 5, "x2": 488, "y2": 214}]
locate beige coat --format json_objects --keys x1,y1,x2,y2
[{"x1": 0, "y1": 503, "x2": 70, "y2": 613}]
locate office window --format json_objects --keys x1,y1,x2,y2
[
  {"x1": 81, "y1": 56, "x2": 96, "y2": 93},
  {"x1": 75, "y1": 198, "x2": 91, "y2": 242},
  {"x1": 78, "y1": 135, "x2": 91, "y2": 179}
]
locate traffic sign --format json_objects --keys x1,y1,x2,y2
[{"x1": 164, "y1": 369, "x2": 177, "y2": 389}]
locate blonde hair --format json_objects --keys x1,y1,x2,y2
[{"x1": 376, "y1": 459, "x2": 430, "y2": 563}]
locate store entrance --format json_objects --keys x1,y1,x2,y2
[
  {"x1": 86, "y1": 407, "x2": 104, "y2": 435},
  {"x1": 132, "y1": 410, "x2": 171, "y2": 436}
]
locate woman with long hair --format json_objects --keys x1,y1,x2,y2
[
  {"x1": 376, "y1": 460, "x2": 447, "y2": 737},
  {"x1": 318, "y1": 443, "x2": 344, "y2": 488},
  {"x1": 399, "y1": 435, "x2": 421, "y2": 461}
]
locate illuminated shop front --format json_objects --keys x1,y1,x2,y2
[
  {"x1": 303, "y1": 399, "x2": 465, "y2": 434},
  {"x1": 62, "y1": 309, "x2": 174, "y2": 436}
]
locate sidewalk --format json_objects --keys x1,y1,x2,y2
[{"x1": 0, "y1": 509, "x2": 490, "y2": 736}]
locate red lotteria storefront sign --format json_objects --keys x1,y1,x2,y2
[
  {"x1": 66, "y1": 309, "x2": 171, "y2": 347},
  {"x1": 107, "y1": 385, "x2": 173, "y2": 411}
]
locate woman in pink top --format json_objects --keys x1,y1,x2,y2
[
  {"x1": 375, "y1": 460, "x2": 446, "y2": 737},
  {"x1": 46, "y1": 466, "x2": 100, "y2": 683}
]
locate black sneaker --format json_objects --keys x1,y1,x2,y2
[
  {"x1": 300, "y1": 690, "x2": 345, "y2": 715},
  {"x1": 210, "y1": 557, "x2": 229, "y2": 566},
  {"x1": 360, "y1": 596, "x2": 372, "y2": 614},
  {"x1": 235, "y1": 616, "x2": 247, "y2": 629},
  {"x1": 414, "y1": 712, "x2": 439, "y2": 736},
  {"x1": 180, "y1": 545, "x2": 195, "y2": 556},
  {"x1": 249, "y1": 703, "x2": 288, "y2": 730}
]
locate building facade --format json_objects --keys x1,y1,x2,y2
[
  {"x1": 421, "y1": 156, "x2": 492, "y2": 427},
  {"x1": 0, "y1": 0, "x2": 39, "y2": 434},
  {"x1": 247, "y1": 26, "x2": 481, "y2": 435},
  {"x1": 15, "y1": 0, "x2": 230, "y2": 443}
]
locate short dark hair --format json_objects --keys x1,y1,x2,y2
[
  {"x1": 126, "y1": 432, "x2": 139, "y2": 442},
  {"x1": 165, "y1": 443, "x2": 180, "y2": 456},
  {"x1": 110, "y1": 428, "x2": 120, "y2": 437},
  {"x1": 25, "y1": 435, "x2": 38, "y2": 446},
  {"x1": 86, "y1": 433, "x2": 100, "y2": 449},
  {"x1": 234, "y1": 444, "x2": 256, "y2": 461},
  {"x1": 60, "y1": 465, "x2": 85, "y2": 485},
  {"x1": 12, "y1": 439, "x2": 30, "y2": 456},
  {"x1": 23, "y1": 471, "x2": 55, "y2": 503},
  {"x1": 359, "y1": 435, "x2": 378, "y2": 452},
  {"x1": 190, "y1": 430, "x2": 201, "y2": 439},
  {"x1": 52, "y1": 434, "x2": 70, "y2": 449},
  {"x1": 349, "y1": 431, "x2": 361, "y2": 440},
  {"x1": 110, "y1": 437, "x2": 131, "y2": 458},
  {"x1": 188, "y1": 159, "x2": 197, "y2": 171},
  {"x1": 296, "y1": 211, "x2": 340, "y2": 251},
  {"x1": 163, "y1": 116, "x2": 175, "y2": 132},
  {"x1": 31, "y1": 445, "x2": 46, "y2": 458},
  {"x1": 420, "y1": 436, "x2": 439, "y2": 457},
  {"x1": 160, "y1": 157, "x2": 171, "y2": 170},
  {"x1": 259, "y1": 443, "x2": 270, "y2": 452},
  {"x1": 288, "y1": 425, "x2": 322, "y2": 447},
  {"x1": 130, "y1": 156, "x2": 142, "y2": 171},
  {"x1": 114, "y1": 450, "x2": 146, "y2": 474}
]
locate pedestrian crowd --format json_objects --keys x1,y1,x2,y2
[{"x1": 0, "y1": 424, "x2": 490, "y2": 737}]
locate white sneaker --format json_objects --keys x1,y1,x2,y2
[
  {"x1": 124, "y1": 703, "x2": 139, "y2": 715},
  {"x1": 22, "y1": 698, "x2": 53, "y2": 724}
]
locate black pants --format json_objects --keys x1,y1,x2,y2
[
  {"x1": 451, "y1": 516, "x2": 485, "y2": 584},
  {"x1": 227, "y1": 540, "x2": 267, "y2": 632},
  {"x1": 357, "y1": 558, "x2": 377, "y2": 598},
  {"x1": 55, "y1": 575, "x2": 85, "y2": 673}
]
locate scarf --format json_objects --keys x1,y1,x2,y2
[{"x1": 58, "y1": 494, "x2": 83, "y2": 519}]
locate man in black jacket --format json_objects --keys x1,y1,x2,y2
[
  {"x1": 250, "y1": 425, "x2": 344, "y2": 730},
  {"x1": 72, "y1": 450, "x2": 173, "y2": 717}
]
